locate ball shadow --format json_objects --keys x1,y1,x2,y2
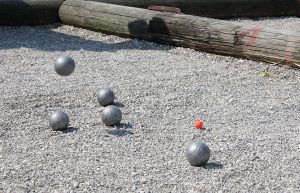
[
  {"x1": 113, "y1": 102, "x2": 125, "y2": 108},
  {"x1": 117, "y1": 122, "x2": 133, "y2": 129},
  {"x1": 107, "y1": 129, "x2": 134, "y2": 137},
  {"x1": 106, "y1": 122, "x2": 133, "y2": 137},
  {"x1": 200, "y1": 162, "x2": 224, "y2": 170},
  {"x1": 61, "y1": 127, "x2": 79, "y2": 133}
]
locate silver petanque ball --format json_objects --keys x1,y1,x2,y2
[
  {"x1": 49, "y1": 111, "x2": 69, "y2": 131},
  {"x1": 101, "y1": 105, "x2": 122, "y2": 126},
  {"x1": 54, "y1": 56, "x2": 75, "y2": 76},
  {"x1": 96, "y1": 88, "x2": 115, "y2": 106},
  {"x1": 186, "y1": 141, "x2": 210, "y2": 166}
]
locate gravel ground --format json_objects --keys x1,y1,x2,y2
[{"x1": 0, "y1": 17, "x2": 300, "y2": 193}]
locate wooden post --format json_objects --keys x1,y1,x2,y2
[
  {"x1": 88, "y1": 0, "x2": 300, "y2": 18},
  {"x1": 0, "y1": 0, "x2": 64, "y2": 25},
  {"x1": 59, "y1": 0, "x2": 300, "y2": 68}
]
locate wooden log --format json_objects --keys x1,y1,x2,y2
[
  {"x1": 0, "y1": 0, "x2": 64, "y2": 25},
  {"x1": 88, "y1": 0, "x2": 300, "y2": 18},
  {"x1": 59, "y1": 0, "x2": 300, "y2": 68}
]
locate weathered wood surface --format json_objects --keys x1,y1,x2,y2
[
  {"x1": 88, "y1": 0, "x2": 300, "y2": 18},
  {"x1": 0, "y1": 0, "x2": 64, "y2": 25},
  {"x1": 59, "y1": 0, "x2": 300, "y2": 68}
]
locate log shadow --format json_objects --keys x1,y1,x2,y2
[{"x1": 0, "y1": 23, "x2": 171, "y2": 52}]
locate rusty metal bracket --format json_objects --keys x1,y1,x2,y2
[{"x1": 148, "y1": 5, "x2": 181, "y2": 14}]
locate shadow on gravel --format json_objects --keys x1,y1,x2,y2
[
  {"x1": 62, "y1": 127, "x2": 79, "y2": 133},
  {"x1": 0, "y1": 24, "x2": 171, "y2": 52},
  {"x1": 200, "y1": 162, "x2": 224, "y2": 170},
  {"x1": 107, "y1": 129, "x2": 134, "y2": 137},
  {"x1": 117, "y1": 123, "x2": 133, "y2": 129},
  {"x1": 113, "y1": 102, "x2": 125, "y2": 108},
  {"x1": 106, "y1": 123, "x2": 133, "y2": 137}
]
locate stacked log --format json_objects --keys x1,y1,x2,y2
[
  {"x1": 88, "y1": 0, "x2": 300, "y2": 18},
  {"x1": 59, "y1": 0, "x2": 300, "y2": 68},
  {"x1": 0, "y1": 0, "x2": 64, "y2": 25}
]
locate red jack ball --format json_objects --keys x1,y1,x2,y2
[{"x1": 195, "y1": 120, "x2": 204, "y2": 129}]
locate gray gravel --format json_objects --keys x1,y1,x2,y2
[{"x1": 0, "y1": 17, "x2": 300, "y2": 193}]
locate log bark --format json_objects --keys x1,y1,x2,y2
[
  {"x1": 59, "y1": 0, "x2": 300, "y2": 68},
  {"x1": 0, "y1": 0, "x2": 64, "y2": 25},
  {"x1": 88, "y1": 0, "x2": 300, "y2": 18}
]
